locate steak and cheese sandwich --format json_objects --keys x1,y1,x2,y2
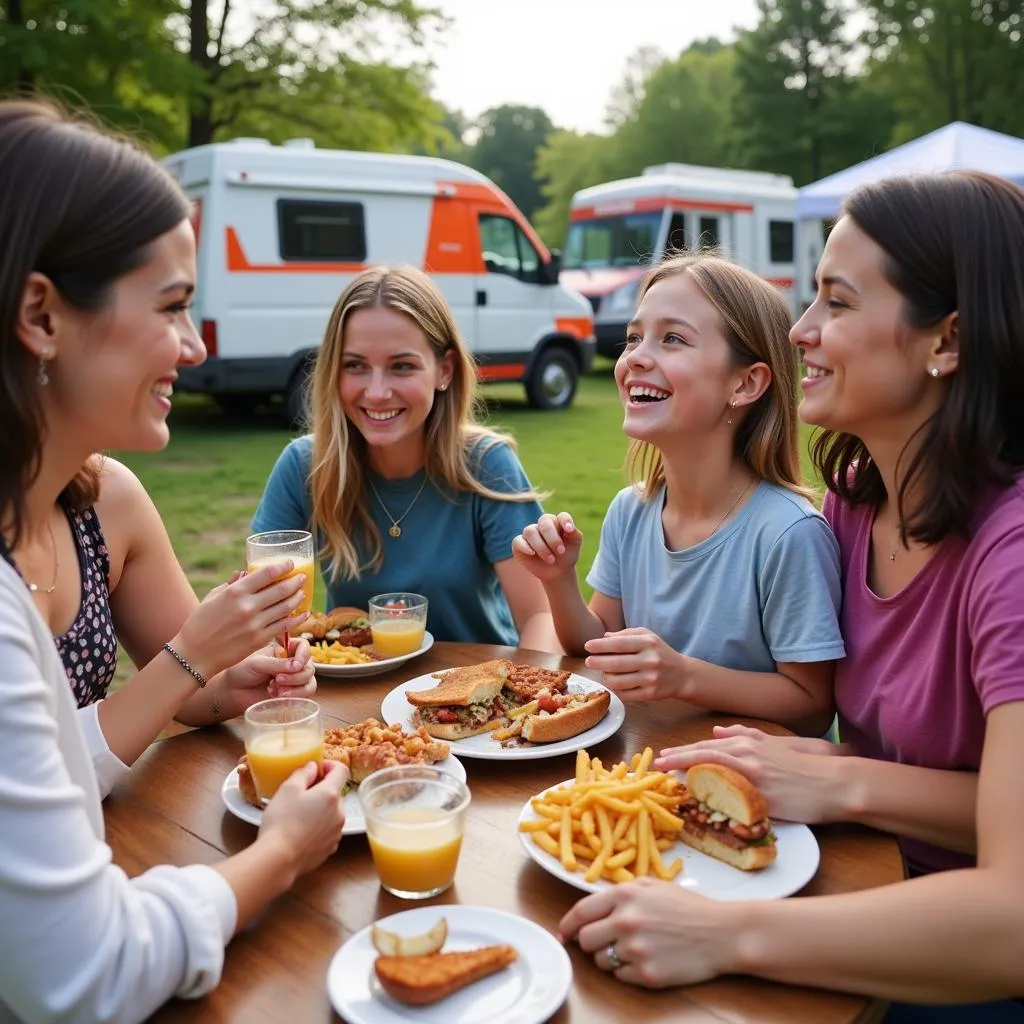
[{"x1": 678, "y1": 763, "x2": 777, "y2": 871}]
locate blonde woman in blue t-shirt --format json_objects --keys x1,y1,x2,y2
[
  {"x1": 253, "y1": 264, "x2": 557, "y2": 650},
  {"x1": 513, "y1": 254, "x2": 844, "y2": 735}
]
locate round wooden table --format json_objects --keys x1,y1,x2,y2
[{"x1": 103, "y1": 643, "x2": 904, "y2": 1023}]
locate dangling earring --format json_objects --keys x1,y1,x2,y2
[
  {"x1": 37, "y1": 347, "x2": 54, "y2": 387},
  {"x1": 726, "y1": 400, "x2": 736, "y2": 425},
  {"x1": 929, "y1": 367, "x2": 940, "y2": 378}
]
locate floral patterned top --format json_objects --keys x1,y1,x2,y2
[{"x1": 54, "y1": 504, "x2": 118, "y2": 708}]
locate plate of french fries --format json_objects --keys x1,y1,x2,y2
[
  {"x1": 310, "y1": 631, "x2": 435, "y2": 678},
  {"x1": 517, "y1": 748, "x2": 821, "y2": 901}
]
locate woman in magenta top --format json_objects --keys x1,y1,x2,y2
[{"x1": 556, "y1": 171, "x2": 1024, "y2": 1020}]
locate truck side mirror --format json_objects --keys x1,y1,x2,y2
[{"x1": 544, "y1": 248, "x2": 562, "y2": 284}]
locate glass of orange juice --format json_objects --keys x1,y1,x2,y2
[
  {"x1": 369, "y1": 592, "x2": 428, "y2": 659},
  {"x1": 359, "y1": 765, "x2": 470, "y2": 899},
  {"x1": 245, "y1": 530, "x2": 315, "y2": 616},
  {"x1": 243, "y1": 697, "x2": 323, "y2": 804}
]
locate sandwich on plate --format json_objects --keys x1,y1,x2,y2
[
  {"x1": 406, "y1": 660, "x2": 517, "y2": 740},
  {"x1": 678, "y1": 763, "x2": 777, "y2": 871}
]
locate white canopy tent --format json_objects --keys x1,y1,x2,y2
[{"x1": 796, "y1": 121, "x2": 1024, "y2": 220}]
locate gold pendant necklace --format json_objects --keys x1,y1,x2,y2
[{"x1": 369, "y1": 476, "x2": 429, "y2": 539}]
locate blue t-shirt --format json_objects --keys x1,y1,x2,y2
[
  {"x1": 586, "y1": 482, "x2": 846, "y2": 670},
  {"x1": 251, "y1": 436, "x2": 544, "y2": 645}
]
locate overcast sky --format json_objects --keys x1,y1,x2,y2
[{"x1": 427, "y1": 0, "x2": 760, "y2": 133}]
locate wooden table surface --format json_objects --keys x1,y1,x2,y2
[{"x1": 104, "y1": 643, "x2": 904, "y2": 1024}]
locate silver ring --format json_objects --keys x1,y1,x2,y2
[{"x1": 604, "y1": 944, "x2": 623, "y2": 971}]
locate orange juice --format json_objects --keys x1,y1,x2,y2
[
  {"x1": 371, "y1": 619, "x2": 426, "y2": 658},
  {"x1": 367, "y1": 808, "x2": 463, "y2": 893},
  {"x1": 247, "y1": 557, "x2": 315, "y2": 615},
  {"x1": 245, "y1": 728, "x2": 323, "y2": 801}
]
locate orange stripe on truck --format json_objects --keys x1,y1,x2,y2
[
  {"x1": 555, "y1": 316, "x2": 594, "y2": 340},
  {"x1": 571, "y1": 195, "x2": 754, "y2": 220},
  {"x1": 226, "y1": 227, "x2": 367, "y2": 273}
]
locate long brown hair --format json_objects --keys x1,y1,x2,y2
[
  {"x1": 813, "y1": 172, "x2": 1024, "y2": 544},
  {"x1": 625, "y1": 253, "x2": 812, "y2": 500},
  {"x1": 0, "y1": 98, "x2": 190, "y2": 548},
  {"x1": 308, "y1": 264, "x2": 545, "y2": 581}
]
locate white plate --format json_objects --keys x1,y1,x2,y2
[
  {"x1": 312, "y1": 632, "x2": 435, "y2": 679},
  {"x1": 220, "y1": 753, "x2": 466, "y2": 835},
  {"x1": 517, "y1": 776, "x2": 820, "y2": 901},
  {"x1": 326, "y1": 904, "x2": 572, "y2": 1024},
  {"x1": 380, "y1": 670, "x2": 625, "y2": 761}
]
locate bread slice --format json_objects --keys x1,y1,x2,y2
[
  {"x1": 520, "y1": 690, "x2": 610, "y2": 743},
  {"x1": 374, "y1": 945, "x2": 518, "y2": 1006},
  {"x1": 406, "y1": 661, "x2": 510, "y2": 708},
  {"x1": 684, "y1": 763, "x2": 768, "y2": 827},
  {"x1": 414, "y1": 718, "x2": 506, "y2": 741},
  {"x1": 677, "y1": 826, "x2": 777, "y2": 871}
]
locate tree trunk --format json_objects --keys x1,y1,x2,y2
[
  {"x1": 9, "y1": 0, "x2": 35, "y2": 92},
  {"x1": 188, "y1": 0, "x2": 215, "y2": 147}
]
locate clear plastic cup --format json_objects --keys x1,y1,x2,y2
[
  {"x1": 243, "y1": 697, "x2": 323, "y2": 804},
  {"x1": 359, "y1": 765, "x2": 470, "y2": 899},
  {"x1": 368, "y1": 592, "x2": 428, "y2": 658}
]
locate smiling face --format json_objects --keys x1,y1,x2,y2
[
  {"x1": 791, "y1": 216, "x2": 940, "y2": 440},
  {"x1": 614, "y1": 272, "x2": 744, "y2": 447},
  {"x1": 338, "y1": 305, "x2": 454, "y2": 461},
  {"x1": 42, "y1": 218, "x2": 203, "y2": 454}
]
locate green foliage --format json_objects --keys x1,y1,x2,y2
[
  {"x1": 731, "y1": 0, "x2": 895, "y2": 184},
  {"x1": 465, "y1": 104, "x2": 556, "y2": 219},
  {"x1": 533, "y1": 131, "x2": 613, "y2": 247},
  {"x1": 861, "y1": 0, "x2": 1024, "y2": 141}
]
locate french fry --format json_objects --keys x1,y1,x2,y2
[
  {"x1": 531, "y1": 832, "x2": 561, "y2": 858},
  {"x1": 559, "y1": 807, "x2": 577, "y2": 871},
  {"x1": 635, "y1": 807, "x2": 651, "y2": 879}
]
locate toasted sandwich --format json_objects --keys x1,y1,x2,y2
[
  {"x1": 374, "y1": 945, "x2": 518, "y2": 1006},
  {"x1": 407, "y1": 660, "x2": 515, "y2": 740},
  {"x1": 678, "y1": 763, "x2": 777, "y2": 871}
]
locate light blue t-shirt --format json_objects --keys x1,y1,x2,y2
[
  {"x1": 586, "y1": 482, "x2": 845, "y2": 670},
  {"x1": 251, "y1": 436, "x2": 543, "y2": 645}
]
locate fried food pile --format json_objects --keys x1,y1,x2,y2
[{"x1": 236, "y1": 718, "x2": 450, "y2": 808}]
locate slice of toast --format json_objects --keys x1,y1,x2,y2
[{"x1": 374, "y1": 945, "x2": 518, "y2": 1006}]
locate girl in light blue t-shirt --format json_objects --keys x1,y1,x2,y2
[{"x1": 513, "y1": 254, "x2": 844, "y2": 735}]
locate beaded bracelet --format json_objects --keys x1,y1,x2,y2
[{"x1": 162, "y1": 642, "x2": 207, "y2": 689}]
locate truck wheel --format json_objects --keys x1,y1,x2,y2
[{"x1": 525, "y1": 347, "x2": 578, "y2": 411}]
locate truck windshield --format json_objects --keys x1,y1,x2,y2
[{"x1": 563, "y1": 211, "x2": 663, "y2": 270}]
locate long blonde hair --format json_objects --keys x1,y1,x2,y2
[
  {"x1": 626, "y1": 253, "x2": 813, "y2": 501},
  {"x1": 308, "y1": 264, "x2": 544, "y2": 581}
]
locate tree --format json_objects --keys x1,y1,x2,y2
[
  {"x1": 533, "y1": 131, "x2": 612, "y2": 247},
  {"x1": 173, "y1": 0, "x2": 447, "y2": 151},
  {"x1": 0, "y1": 0, "x2": 190, "y2": 150},
  {"x1": 603, "y1": 45, "x2": 665, "y2": 131},
  {"x1": 732, "y1": 0, "x2": 895, "y2": 184},
  {"x1": 605, "y1": 41, "x2": 741, "y2": 178},
  {"x1": 862, "y1": 0, "x2": 1024, "y2": 140},
  {"x1": 465, "y1": 104, "x2": 556, "y2": 219}
]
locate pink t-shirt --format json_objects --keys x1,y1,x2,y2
[{"x1": 824, "y1": 475, "x2": 1024, "y2": 875}]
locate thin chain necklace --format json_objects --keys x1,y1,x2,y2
[
  {"x1": 24, "y1": 517, "x2": 60, "y2": 594},
  {"x1": 708, "y1": 476, "x2": 755, "y2": 538},
  {"x1": 888, "y1": 512, "x2": 903, "y2": 562},
  {"x1": 368, "y1": 476, "x2": 429, "y2": 538}
]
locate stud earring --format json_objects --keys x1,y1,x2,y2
[
  {"x1": 726, "y1": 400, "x2": 736, "y2": 426},
  {"x1": 930, "y1": 367, "x2": 940, "y2": 378}
]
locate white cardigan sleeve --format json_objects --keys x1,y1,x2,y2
[
  {"x1": 0, "y1": 579, "x2": 237, "y2": 1024},
  {"x1": 76, "y1": 700, "x2": 132, "y2": 799}
]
